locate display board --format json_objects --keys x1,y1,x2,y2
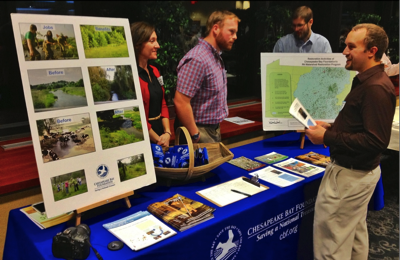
[
  {"x1": 11, "y1": 14, "x2": 156, "y2": 218},
  {"x1": 261, "y1": 53, "x2": 357, "y2": 131}
]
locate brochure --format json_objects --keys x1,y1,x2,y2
[
  {"x1": 103, "y1": 211, "x2": 176, "y2": 251},
  {"x1": 295, "y1": 151, "x2": 331, "y2": 168},
  {"x1": 273, "y1": 158, "x2": 324, "y2": 177},
  {"x1": 224, "y1": 116, "x2": 255, "y2": 125},
  {"x1": 147, "y1": 194, "x2": 216, "y2": 231},
  {"x1": 228, "y1": 156, "x2": 265, "y2": 171},
  {"x1": 289, "y1": 98, "x2": 316, "y2": 129},
  {"x1": 254, "y1": 152, "x2": 288, "y2": 164},
  {"x1": 196, "y1": 177, "x2": 269, "y2": 207},
  {"x1": 20, "y1": 205, "x2": 75, "y2": 229},
  {"x1": 249, "y1": 166, "x2": 304, "y2": 187}
]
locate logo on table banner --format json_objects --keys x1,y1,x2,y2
[
  {"x1": 94, "y1": 164, "x2": 115, "y2": 191},
  {"x1": 210, "y1": 225, "x2": 242, "y2": 260}
]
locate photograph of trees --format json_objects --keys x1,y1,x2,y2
[
  {"x1": 117, "y1": 154, "x2": 147, "y2": 182},
  {"x1": 80, "y1": 25, "x2": 128, "y2": 58},
  {"x1": 88, "y1": 65, "x2": 136, "y2": 103}
]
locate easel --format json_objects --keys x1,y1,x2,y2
[
  {"x1": 296, "y1": 129, "x2": 328, "y2": 149},
  {"x1": 75, "y1": 191, "x2": 133, "y2": 226},
  {"x1": 296, "y1": 130, "x2": 306, "y2": 149}
]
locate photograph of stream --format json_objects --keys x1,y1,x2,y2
[
  {"x1": 97, "y1": 106, "x2": 144, "y2": 149},
  {"x1": 28, "y1": 67, "x2": 87, "y2": 112}
]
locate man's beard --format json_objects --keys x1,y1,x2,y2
[
  {"x1": 294, "y1": 25, "x2": 310, "y2": 41},
  {"x1": 216, "y1": 33, "x2": 233, "y2": 51}
]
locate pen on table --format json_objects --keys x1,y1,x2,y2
[{"x1": 231, "y1": 189, "x2": 252, "y2": 197}]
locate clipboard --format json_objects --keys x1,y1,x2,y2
[{"x1": 196, "y1": 176, "x2": 269, "y2": 207}]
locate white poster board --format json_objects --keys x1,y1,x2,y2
[
  {"x1": 260, "y1": 53, "x2": 357, "y2": 131},
  {"x1": 11, "y1": 14, "x2": 156, "y2": 218}
]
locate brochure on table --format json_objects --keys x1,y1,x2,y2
[
  {"x1": 273, "y1": 158, "x2": 324, "y2": 177},
  {"x1": 249, "y1": 166, "x2": 304, "y2": 187},
  {"x1": 103, "y1": 211, "x2": 176, "y2": 251},
  {"x1": 11, "y1": 14, "x2": 156, "y2": 218}
]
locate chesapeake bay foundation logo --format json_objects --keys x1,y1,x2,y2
[
  {"x1": 210, "y1": 225, "x2": 242, "y2": 260},
  {"x1": 94, "y1": 164, "x2": 115, "y2": 191},
  {"x1": 96, "y1": 164, "x2": 109, "y2": 178}
]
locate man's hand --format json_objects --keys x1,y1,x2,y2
[
  {"x1": 305, "y1": 125, "x2": 326, "y2": 145},
  {"x1": 315, "y1": 120, "x2": 331, "y2": 130}
]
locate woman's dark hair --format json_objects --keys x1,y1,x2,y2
[{"x1": 130, "y1": 21, "x2": 155, "y2": 58}]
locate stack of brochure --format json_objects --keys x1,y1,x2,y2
[
  {"x1": 103, "y1": 211, "x2": 176, "y2": 251},
  {"x1": 147, "y1": 194, "x2": 216, "y2": 231},
  {"x1": 20, "y1": 205, "x2": 75, "y2": 229}
]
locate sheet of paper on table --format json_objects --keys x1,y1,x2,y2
[
  {"x1": 196, "y1": 177, "x2": 268, "y2": 207},
  {"x1": 249, "y1": 166, "x2": 304, "y2": 187},
  {"x1": 224, "y1": 116, "x2": 255, "y2": 125}
]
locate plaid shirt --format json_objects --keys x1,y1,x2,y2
[{"x1": 176, "y1": 38, "x2": 228, "y2": 124}]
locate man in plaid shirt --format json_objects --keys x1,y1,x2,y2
[{"x1": 174, "y1": 10, "x2": 240, "y2": 143}]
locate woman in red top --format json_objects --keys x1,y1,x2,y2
[{"x1": 131, "y1": 22, "x2": 171, "y2": 147}]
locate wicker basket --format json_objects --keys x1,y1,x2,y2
[{"x1": 154, "y1": 127, "x2": 234, "y2": 181}]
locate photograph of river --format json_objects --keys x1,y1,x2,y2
[
  {"x1": 38, "y1": 113, "x2": 96, "y2": 163},
  {"x1": 88, "y1": 65, "x2": 136, "y2": 104},
  {"x1": 97, "y1": 106, "x2": 144, "y2": 150},
  {"x1": 28, "y1": 67, "x2": 87, "y2": 112}
]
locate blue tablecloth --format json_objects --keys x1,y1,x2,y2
[{"x1": 4, "y1": 132, "x2": 383, "y2": 260}]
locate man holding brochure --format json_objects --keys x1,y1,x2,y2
[{"x1": 305, "y1": 24, "x2": 396, "y2": 260}]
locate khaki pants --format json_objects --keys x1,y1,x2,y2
[
  {"x1": 313, "y1": 162, "x2": 381, "y2": 260},
  {"x1": 197, "y1": 124, "x2": 221, "y2": 143}
]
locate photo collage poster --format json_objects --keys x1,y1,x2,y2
[{"x1": 11, "y1": 14, "x2": 156, "y2": 218}]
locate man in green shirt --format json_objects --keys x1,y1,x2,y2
[{"x1": 25, "y1": 24, "x2": 41, "y2": 60}]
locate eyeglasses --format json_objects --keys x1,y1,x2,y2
[{"x1": 291, "y1": 23, "x2": 307, "y2": 29}]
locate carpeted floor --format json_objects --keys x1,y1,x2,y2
[{"x1": 367, "y1": 150, "x2": 399, "y2": 260}]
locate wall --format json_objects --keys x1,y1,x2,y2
[{"x1": 182, "y1": 1, "x2": 237, "y2": 26}]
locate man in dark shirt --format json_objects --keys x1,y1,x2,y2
[{"x1": 305, "y1": 24, "x2": 396, "y2": 259}]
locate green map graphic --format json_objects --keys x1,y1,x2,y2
[{"x1": 266, "y1": 59, "x2": 356, "y2": 119}]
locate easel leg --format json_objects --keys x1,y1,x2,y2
[
  {"x1": 75, "y1": 213, "x2": 81, "y2": 226},
  {"x1": 300, "y1": 132, "x2": 305, "y2": 149},
  {"x1": 124, "y1": 197, "x2": 131, "y2": 208},
  {"x1": 296, "y1": 130, "x2": 306, "y2": 149}
]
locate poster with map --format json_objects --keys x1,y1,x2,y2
[{"x1": 261, "y1": 53, "x2": 357, "y2": 131}]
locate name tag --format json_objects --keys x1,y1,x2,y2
[{"x1": 157, "y1": 76, "x2": 164, "y2": 86}]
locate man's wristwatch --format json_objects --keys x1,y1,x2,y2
[{"x1": 191, "y1": 132, "x2": 200, "y2": 141}]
